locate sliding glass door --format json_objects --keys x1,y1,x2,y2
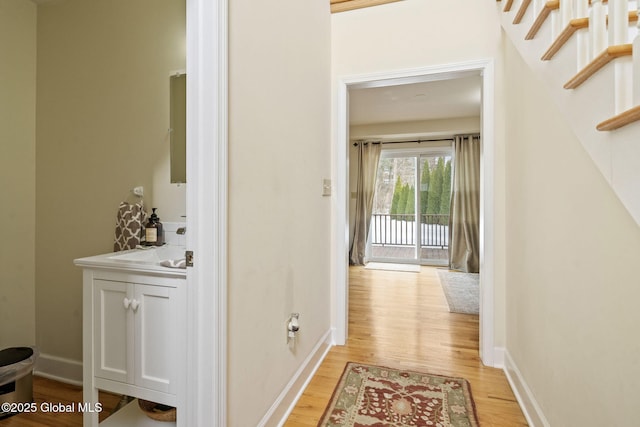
[{"x1": 368, "y1": 149, "x2": 452, "y2": 265}]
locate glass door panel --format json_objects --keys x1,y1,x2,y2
[
  {"x1": 368, "y1": 150, "x2": 451, "y2": 266},
  {"x1": 369, "y1": 156, "x2": 417, "y2": 263},
  {"x1": 418, "y1": 154, "x2": 451, "y2": 265}
]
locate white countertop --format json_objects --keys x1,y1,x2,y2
[{"x1": 74, "y1": 244, "x2": 187, "y2": 277}]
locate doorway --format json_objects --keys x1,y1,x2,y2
[{"x1": 333, "y1": 60, "x2": 497, "y2": 366}]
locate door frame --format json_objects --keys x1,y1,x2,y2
[
  {"x1": 332, "y1": 59, "x2": 498, "y2": 367},
  {"x1": 185, "y1": 0, "x2": 228, "y2": 425}
]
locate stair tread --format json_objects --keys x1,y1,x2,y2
[
  {"x1": 503, "y1": 0, "x2": 515, "y2": 12},
  {"x1": 525, "y1": 0, "x2": 559, "y2": 40},
  {"x1": 597, "y1": 105, "x2": 640, "y2": 131},
  {"x1": 564, "y1": 44, "x2": 633, "y2": 89},
  {"x1": 513, "y1": 0, "x2": 533, "y2": 24},
  {"x1": 542, "y1": 12, "x2": 637, "y2": 61},
  {"x1": 542, "y1": 17, "x2": 589, "y2": 60}
]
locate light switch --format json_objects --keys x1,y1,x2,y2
[{"x1": 322, "y1": 179, "x2": 331, "y2": 196}]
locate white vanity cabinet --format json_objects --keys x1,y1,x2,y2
[
  {"x1": 78, "y1": 262, "x2": 186, "y2": 427},
  {"x1": 93, "y1": 279, "x2": 179, "y2": 396}
]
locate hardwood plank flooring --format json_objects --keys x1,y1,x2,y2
[
  {"x1": 0, "y1": 377, "x2": 121, "y2": 427},
  {"x1": 284, "y1": 266, "x2": 528, "y2": 426},
  {"x1": 1, "y1": 266, "x2": 526, "y2": 426}
]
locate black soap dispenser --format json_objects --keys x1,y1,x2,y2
[{"x1": 145, "y1": 208, "x2": 165, "y2": 246}]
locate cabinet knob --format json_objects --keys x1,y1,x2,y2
[
  {"x1": 131, "y1": 299, "x2": 140, "y2": 311},
  {"x1": 123, "y1": 298, "x2": 131, "y2": 309}
]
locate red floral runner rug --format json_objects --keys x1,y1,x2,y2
[{"x1": 318, "y1": 362, "x2": 480, "y2": 427}]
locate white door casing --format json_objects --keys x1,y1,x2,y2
[
  {"x1": 332, "y1": 59, "x2": 498, "y2": 367},
  {"x1": 185, "y1": 0, "x2": 228, "y2": 426}
]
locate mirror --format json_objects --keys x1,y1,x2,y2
[{"x1": 170, "y1": 73, "x2": 186, "y2": 183}]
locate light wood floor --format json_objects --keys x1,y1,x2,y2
[
  {"x1": 0, "y1": 377, "x2": 121, "y2": 427},
  {"x1": 285, "y1": 266, "x2": 528, "y2": 426},
  {"x1": 0, "y1": 266, "x2": 526, "y2": 426}
]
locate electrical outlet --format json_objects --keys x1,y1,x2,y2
[{"x1": 287, "y1": 313, "x2": 300, "y2": 344}]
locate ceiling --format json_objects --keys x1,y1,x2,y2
[{"x1": 348, "y1": 75, "x2": 482, "y2": 126}]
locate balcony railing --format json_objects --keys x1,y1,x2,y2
[{"x1": 369, "y1": 213, "x2": 449, "y2": 248}]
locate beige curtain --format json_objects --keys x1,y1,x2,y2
[
  {"x1": 449, "y1": 135, "x2": 480, "y2": 273},
  {"x1": 349, "y1": 141, "x2": 382, "y2": 265}
]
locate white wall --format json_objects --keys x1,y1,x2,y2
[
  {"x1": 227, "y1": 0, "x2": 332, "y2": 424},
  {"x1": 332, "y1": 0, "x2": 507, "y2": 345},
  {"x1": 0, "y1": 0, "x2": 37, "y2": 349},
  {"x1": 504, "y1": 38, "x2": 640, "y2": 426},
  {"x1": 35, "y1": 0, "x2": 185, "y2": 363}
]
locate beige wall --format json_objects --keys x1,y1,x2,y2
[
  {"x1": 228, "y1": 0, "x2": 332, "y2": 424},
  {"x1": 0, "y1": 0, "x2": 37, "y2": 349},
  {"x1": 332, "y1": 0, "x2": 508, "y2": 345},
  {"x1": 35, "y1": 0, "x2": 185, "y2": 361},
  {"x1": 504, "y1": 39, "x2": 640, "y2": 425}
]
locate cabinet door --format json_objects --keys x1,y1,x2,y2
[
  {"x1": 93, "y1": 280, "x2": 134, "y2": 384},
  {"x1": 134, "y1": 284, "x2": 177, "y2": 394}
]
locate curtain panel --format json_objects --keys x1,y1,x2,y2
[
  {"x1": 449, "y1": 135, "x2": 480, "y2": 273},
  {"x1": 349, "y1": 141, "x2": 382, "y2": 265}
]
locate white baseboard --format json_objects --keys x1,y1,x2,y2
[
  {"x1": 492, "y1": 346, "x2": 505, "y2": 369},
  {"x1": 34, "y1": 353, "x2": 83, "y2": 386},
  {"x1": 257, "y1": 329, "x2": 333, "y2": 427},
  {"x1": 503, "y1": 350, "x2": 550, "y2": 427}
]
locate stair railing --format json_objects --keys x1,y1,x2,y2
[{"x1": 501, "y1": 0, "x2": 640, "y2": 129}]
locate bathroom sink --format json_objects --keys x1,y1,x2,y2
[
  {"x1": 108, "y1": 245, "x2": 186, "y2": 264},
  {"x1": 74, "y1": 243, "x2": 187, "y2": 276}
]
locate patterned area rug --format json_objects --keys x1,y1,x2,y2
[
  {"x1": 437, "y1": 270, "x2": 479, "y2": 315},
  {"x1": 318, "y1": 362, "x2": 479, "y2": 427}
]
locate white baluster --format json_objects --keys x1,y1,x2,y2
[
  {"x1": 561, "y1": 0, "x2": 575, "y2": 28},
  {"x1": 590, "y1": 0, "x2": 607, "y2": 60},
  {"x1": 534, "y1": 0, "x2": 545, "y2": 16},
  {"x1": 577, "y1": 0, "x2": 590, "y2": 69},
  {"x1": 610, "y1": 0, "x2": 632, "y2": 113},
  {"x1": 633, "y1": 2, "x2": 640, "y2": 105},
  {"x1": 609, "y1": 0, "x2": 628, "y2": 45},
  {"x1": 551, "y1": 2, "x2": 564, "y2": 40}
]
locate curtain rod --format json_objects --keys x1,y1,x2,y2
[{"x1": 352, "y1": 134, "x2": 479, "y2": 147}]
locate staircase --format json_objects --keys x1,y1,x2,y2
[{"x1": 496, "y1": 0, "x2": 640, "y2": 225}]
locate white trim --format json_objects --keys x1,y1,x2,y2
[
  {"x1": 185, "y1": 0, "x2": 228, "y2": 426},
  {"x1": 34, "y1": 353, "x2": 83, "y2": 386},
  {"x1": 503, "y1": 351, "x2": 551, "y2": 427},
  {"x1": 332, "y1": 59, "x2": 498, "y2": 366},
  {"x1": 479, "y1": 60, "x2": 496, "y2": 367},
  {"x1": 257, "y1": 330, "x2": 333, "y2": 427},
  {"x1": 492, "y1": 346, "x2": 506, "y2": 369},
  {"x1": 332, "y1": 81, "x2": 349, "y2": 346}
]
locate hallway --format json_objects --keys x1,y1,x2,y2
[{"x1": 285, "y1": 266, "x2": 527, "y2": 426}]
